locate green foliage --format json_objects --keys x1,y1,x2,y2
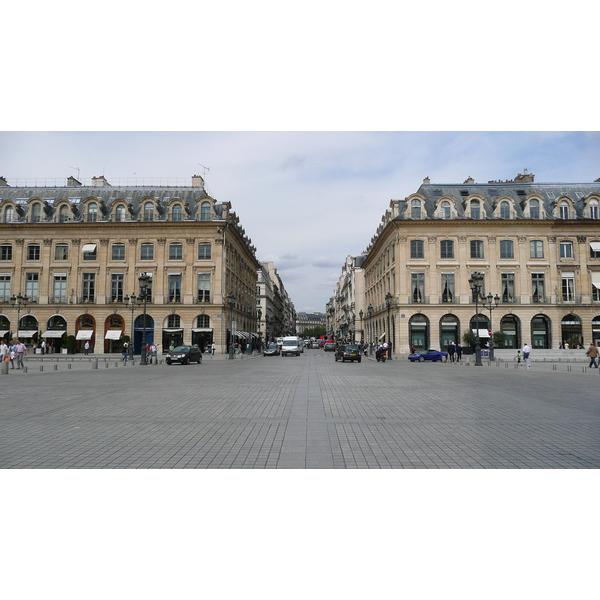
[
  {"x1": 462, "y1": 330, "x2": 476, "y2": 347},
  {"x1": 302, "y1": 326, "x2": 326, "y2": 338},
  {"x1": 492, "y1": 330, "x2": 507, "y2": 347}
]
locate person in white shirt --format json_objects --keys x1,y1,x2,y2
[{"x1": 522, "y1": 343, "x2": 531, "y2": 369}]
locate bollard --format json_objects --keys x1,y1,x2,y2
[
  {"x1": 54, "y1": 364, "x2": 58, "y2": 370},
  {"x1": 553, "y1": 364, "x2": 557, "y2": 370},
  {"x1": 68, "y1": 363, "x2": 72, "y2": 369},
  {"x1": 567, "y1": 365, "x2": 571, "y2": 371},
  {"x1": 0, "y1": 361, "x2": 8, "y2": 375},
  {"x1": 105, "y1": 362, "x2": 109, "y2": 368},
  {"x1": 115, "y1": 362, "x2": 119, "y2": 368},
  {"x1": 23, "y1": 366, "x2": 27, "y2": 373},
  {"x1": 583, "y1": 367, "x2": 587, "y2": 373},
  {"x1": 40, "y1": 366, "x2": 43, "y2": 371}
]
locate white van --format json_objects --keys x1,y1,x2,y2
[{"x1": 281, "y1": 336, "x2": 301, "y2": 357}]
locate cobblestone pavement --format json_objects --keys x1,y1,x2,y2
[{"x1": 1, "y1": 350, "x2": 599, "y2": 468}]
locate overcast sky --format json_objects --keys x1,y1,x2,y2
[{"x1": 1, "y1": 131, "x2": 599, "y2": 312}]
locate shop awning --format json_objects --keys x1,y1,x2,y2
[
  {"x1": 591, "y1": 273, "x2": 600, "y2": 289},
  {"x1": 76, "y1": 330, "x2": 94, "y2": 340},
  {"x1": 192, "y1": 328, "x2": 213, "y2": 333},
  {"x1": 378, "y1": 332, "x2": 386, "y2": 340},
  {"x1": 236, "y1": 331, "x2": 249, "y2": 338},
  {"x1": 590, "y1": 242, "x2": 600, "y2": 252},
  {"x1": 105, "y1": 330, "x2": 122, "y2": 340},
  {"x1": 472, "y1": 329, "x2": 490, "y2": 338},
  {"x1": 41, "y1": 330, "x2": 66, "y2": 338},
  {"x1": 81, "y1": 243, "x2": 97, "y2": 253},
  {"x1": 163, "y1": 328, "x2": 183, "y2": 333},
  {"x1": 0, "y1": 330, "x2": 9, "y2": 338},
  {"x1": 17, "y1": 330, "x2": 38, "y2": 337}
]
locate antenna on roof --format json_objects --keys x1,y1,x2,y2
[
  {"x1": 199, "y1": 164, "x2": 210, "y2": 178},
  {"x1": 524, "y1": 168, "x2": 529, "y2": 175},
  {"x1": 69, "y1": 166, "x2": 80, "y2": 180}
]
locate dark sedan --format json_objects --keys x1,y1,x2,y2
[
  {"x1": 335, "y1": 344, "x2": 362, "y2": 363},
  {"x1": 263, "y1": 343, "x2": 280, "y2": 356},
  {"x1": 166, "y1": 345, "x2": 203, "y2": 365},
  {"x1": 408, "y1": 349, "x2": 448, "y2": 363}
]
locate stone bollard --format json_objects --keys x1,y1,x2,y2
[
  {"x1": 40, "y1": 366, "x2": 43, "y2": 371},
  {"x1": 68, "y1": 363, "x2": 72, "y2": 369},
  {"x1": 93, "y1": 359, "x2": 98, "y2": 369},
  {"x1": 553, "y1": 364, "x2": 557, "y2": 370},
  {"x1": 23, "y1": 366, "x2": 27, "y2": 373},
  {"x1": 54, "y1": 364, "x2": 58, "y2": 370},
  {"x1": 0, "y1": 361, "x2": 8, "y2": 375},
  {"x1": 105, "y1": 362, "x2": 109, "y2": 368}
]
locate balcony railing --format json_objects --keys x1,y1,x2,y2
[{"x1": 48, "y1": 296, "x2": 69, "y2": 304}]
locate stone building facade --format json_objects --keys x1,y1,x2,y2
[
  {"x1": 0, "y1": 175, "x2": 260, "y2": 354},
  {"x1": 361, "y1": 174, "x2": 600, "y2": 353}
]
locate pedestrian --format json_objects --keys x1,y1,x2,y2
[
  {"x1": 150, "y1": 342, "x2": 157, "y2": 364},
  {"x1": 15, "y1": 339, "x2": 26, "y2": 369},
  {"x1": 41, "y1": 340, "x2": 46, "y2": 355},
  {"x1": 0, "y1": 339, "x2": 7, "y2": 363},
  {"x1": 447, "y1": 341, "x2": 456, "y2": 363},
  {"x1": 586, "y1": 342, "x2": 598, "y2": 368},
  {"x1": 522, "y1": 342, "x2": 531, "y2": 369},
  {"x1": 211, "y1": 342, "x2": 216, "y2": 355},
  {"x1": 84, "y1": 340, "x2": 90, "y2": 355},
  {"x1": 515, "y1": 349, "x2": 522, "y2": 365},
  {"x1": 9, "y1": 341, "x2": 16, "y2": 369},
  {"x1": 122, "y1": 341, "x2": 129, "y2": 362},
  {"x1": 47, "y1": 341, "x2": 52, "y2": 354},
  {"x1": 456, "y1": 343, "x2": 462, "y2": 362}
]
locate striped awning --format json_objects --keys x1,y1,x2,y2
[{"x1": 76, "y1": 330, "x2": 94, "y2": 340}]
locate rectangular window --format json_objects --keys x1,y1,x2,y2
[
  {"x1": 532, "y1": 273, "x2": 545, "y2": 302},
  {"x1": 470, "y1": 240, "x2": 484, "y2": 259},
  {"x1": 470, "y1": 203, "x2": 481, "y2": 219},
  {"x1": 560, "y1": 242, "x2": 573, "y2": 258},
  {"x1": 25, "y1": 272, "x2": 39, "y2": 300},
  {"x1": 410, "y1": 240, "x2": 424, "y2": 259},
  {"x1": 111, "y1": 244, "x2": 125, "y2": 261},
  {"x1": 411, "y1": 272, "x2": 425, "y2": 303},
  {"x1": 499, "y1": 240, "x2": 514, "y2": 259},
  {"x1": 111, "y1": 274, "x2": 124, "y2": 302},
  {"x1": 530, "y1": 240, "x2": 544, "y2": 259},
  {"x1": 440, "y1": 240, "x2": 454, "y2": 259},
  {"x1": 198, "y1": 273, "x2": 211, "y2": 303},
  {"x1": 0, "y1": 244, "x2": 12, "y2": 261},
  {"x1": 82, "y1": 243, "x2": 97, "y2": 261},
  {"x1": 27, "y1": 244, "x2": 41, "y2": 261},
  {"x1": 591, "y1": 205, "x2": 599, "y2": 220},
  {"x1": 560, "y1": 205, "x2": 569, "y2": 219},
  {"x1": 140, "y1": 243, "x2": 154, "y2": 260},
  {"x1": 0, "y1": 274, "x2": 11, "y2": 300},
  {"x1": 168, "y1": 274, "x2": 182, "y2": 302},
  {"x1": 54, "y1": 244, "x2": 68, "y2": 261},
  {"x1": 53, "y1": 275, "x2": 67, "y2": 302},
  {"x1": 169, "y1": 243, "x2": 183, "y2": 260},
  {"x1": 562, "y1": 275, "x2": 575, "y2": 301},
  {"x1": 501, "y1": 273, "x2": 515, "y2": 302},
  {"x1": 82, "y1": 273, "x2": 95, "y2": 302},
  {"x1": 198, "y1": 243, "x2": 211, "y2": 260},
  {"x1": 441, "y1": 273, "x2": 454, "y2": 303}
]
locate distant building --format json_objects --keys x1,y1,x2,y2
[
  {"x1": 296, "y1": 312, "x2": 326, "y2": 335},
  {"x1": 257, "y1": 262, "x2": 296, "y2": 341}
]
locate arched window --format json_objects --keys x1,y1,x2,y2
[
  {"x1": 589, "y1": 199, "x2": 599, "y2": 220},
  {"x1": 411, "y1": 199, "x2": 421, "y2": 219},
  {"x1": 4, "y1": 206, "x2": 14, "y2": 223},
  {"x1": 200, "y1": 201, "x2": 211, "y2": 221},
  {"x1": 470, "y1": 200, "x2": 481, "y2": 219},
  {"x1": 172, "y1": 204, "x2": 183, "y2": 222},
  {"x1": 87, "y1": 202, "x2": 98, "y2": 222},
  {"x1": 529, "y1": 199, "x2": 540, "y2": 219},
  {"x1": 58, "y1": 205, "x2": 69, "y2": 222},
  {"x1": 197, "y1": 314, "x2": 210, "y2": 328},
  {"x1": 167, "y1": 314, "x2": 181, "y2": 328},
  {"x1": 441, "y1": 201, "x2": 451, "y2": 219},
  {"x1": 31, "y1": 202, "x2": 42, "y2": 223},
  {"x1": 143, "y1": 202, "x2": 154, "y2": 222},
  {"x1": 115, "y1": 204, "x2": 126, "y2": 222},
  {"x1": 559, "y1": 202, "x2": 569, "y2": 219},
  {"x1": 500, "y1": 201, "x2": 510, "y2": 219}
]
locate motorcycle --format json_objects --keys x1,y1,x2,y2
[{"x1": 375, "y1": 349, "x2": 386, "y2": 362}]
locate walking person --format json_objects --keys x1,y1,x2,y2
[
  {"x1": 84, "y1": 340, "x2": 90, "y2": 355},
  {"x1": 522, "y1": 342, "x2": 531, "y2": 369},
  {"x1": 149, "y1": 342, "x2": 158, "y2": 364},
  {"x1": 515, "y1": 349, "x2": 522, "y2": 366},
  {"x1": 9, "y1": 341, "x2": 16, "y2": 369},
  {"x1": 586, "y1": 342, "x2": 598, "y2": 368},
  {"x1": 211, "y1": 342, "x2": 215, "y2": 356},
  {"x1": 15, "y1": 339, "x2": 26, "y2": 369},
  {"x1": 0, "y1": 339, "x2": 8, "y2": 364},
  {"x1": 456, "y1": 343, "x2": 462, "y2": 363},
  {"x1": 122, "y1": 341, "x2": 129, "y2": 362},
  {"x1": 447, "y1": 341, "x2": 456, "y2": 363}
]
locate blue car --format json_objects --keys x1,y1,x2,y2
[{"x1": 408, "y1": 349, "x2": 448, "y2": 363}]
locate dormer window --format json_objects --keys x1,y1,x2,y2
[
  {"x1": 87, "y1": 202, "x2": 98, "y2": 222},
  {"x1": 200, "y1": 201, "x2": 211, "y2": 221},
  {"x1": 500, "y1": 201, "x2": 510, "y2": 219},
  {"x1": 529, "y1": 199, "x2": 540, "y2": 219},
  {"x1": 4, "y1": 205, "x2": 14, "y2": 223},
  {"x1": 31, "y1": 202, "x2": 42, "y2": 223},
  {"x1": 58, "y1": 205, "x2": 69, "y2": 222},
  {"x1": 470, "y1": 200, "x2": 481, "y2": 219},
  {"x1": 143, "y1": 201, "x2": 154, "y2": 222},
  {"x1": 115, "y1": 204, "x2": 126, "y2": 222},
  {"x1": 410, "y1": 199, "x2": 422, "y2": 219},
  {"x1": 172, "y1": 204, "x2": 183, "y2": 222},
  {"x1": 559, "y1": 201, "x2": 569, "y2": 219},
  {"x1": 440, "y1": 201, "x2": 451, "y2": 219},
  {"x1": 589, "y1": 200, "x2": 598, "y2": 220}
]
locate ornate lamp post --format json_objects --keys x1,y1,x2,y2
[
  {"x1": 257, "y1": 308, "x2": 262, "y2": 350},
  {"x1": 468, "y1": 272, "x2": 484, "y2": 367},
  {"x1": 385, "y1": 292, "x2": 393, "y2": 360},
  {"x1": 482, "y1": 292, "x2": 500, "y2": 360},
  {"x1": 10, "y1": 293, "x2": 29, "y2": 338},
  {"x1": 359, "y1": 309, "x2": 364, "y2": 344},
  {"x1": 367, "y1": 303, "x2": 374, "y2": 354},
  {"x1": 137, "y1": 273, "x2": 151, "y2": 365},
  {"x1": 123, "y1": 293, "x2": 137, "y2": 360},
  {"x1": 227, "y1": 292, "x2": 236, "y2": 359}
]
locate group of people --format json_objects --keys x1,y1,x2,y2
[
  {"x1": 0, "y1": 339, "x2": 27, "y2": 369},
  {"x1": 445, "y1": 342, "x2": 463, "y2": 362},
  {"x1": 514, "y1": 343, "x2": 532, "y2": 368}
]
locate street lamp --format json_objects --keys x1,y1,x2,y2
[
  {"x1": 227, "y1": 292, "x2": 236, "y2": 359},
  {"x1": 367, "y1": 303, "x2": 374, "y2": 354},
  {"x1": 137, "y1": 273, "x2": 151, "y2": 365},
  {"x1": 257, "y1": 308, "x2": 262, "y2": 350},
  {"x1": 10, "y1": 293, "x2": 29, "y2": 338},
  {"x1": 123, "y1": 293, "x2": 137, "y2": 360},
  {"x1": 385, "y1": 292, "x2": 393, "y2": 360},
  {"x1": 359, "y1": 309, "x2": 364, "y2": 344},
  {"x1": 468, "y1": 272, "x2": 484, "y2": 367},
  {"x1": 482, "y1": 292, "x2": 500, "y2": 360}
]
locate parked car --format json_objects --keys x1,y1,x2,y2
[
  {"x1": 311, "y1": 341, "x2": 320, "y2": 349},
  {"x1": 323, "y1": 341, "x2": 336, "y2": 352},
  {"x1": 335, "y1": 344, "x2": 362, "y2": 362},
  {"x1": 263, "y1": 343, "x2": 280, "y2": 357},
  {"x1": 408, "y1": 349, "x2": 448, "y2": 363},
  {"x1": 166, "y1": 345, "x2": 203, "y2": 365}
]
